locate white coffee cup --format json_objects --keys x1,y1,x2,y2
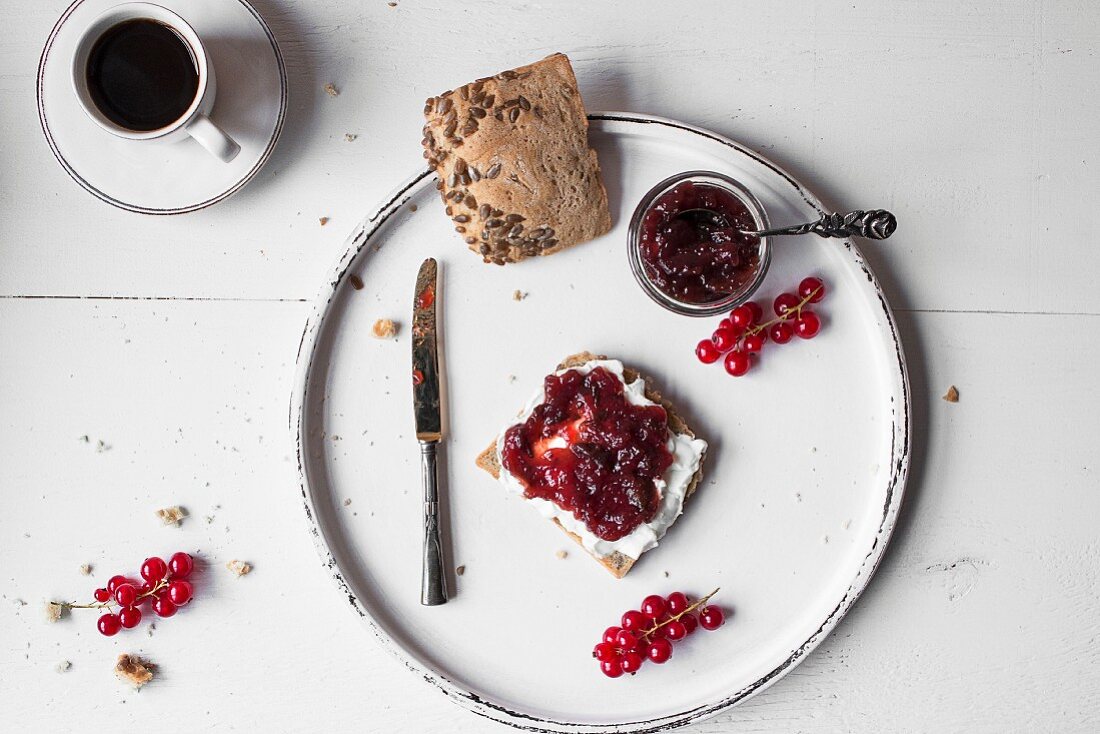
[{"x1": 70, "y1": 2, "x2": 240, "y2": 163}]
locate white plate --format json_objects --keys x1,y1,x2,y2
[
  {"x1": 292, "y1": 113, "x2": 910, "y2": 732},
  {"x1": 36, "y1": 0, "x2": 286, "y2": 214}
]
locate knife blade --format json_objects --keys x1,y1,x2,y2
[{"x1": 411, "y1": 257, "x2": 447, "y2": 606}]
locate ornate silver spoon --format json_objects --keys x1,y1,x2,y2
[{"x1": 678, "y1": 208, "x2": 897, "y2": 240}]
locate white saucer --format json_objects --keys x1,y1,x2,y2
[{"x1": 37, "y1": 0, "x2": 287, "y2": 215}]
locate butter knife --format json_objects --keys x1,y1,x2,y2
[{"x1": 411, "y1": 258, "x2": 448, "y2": 606}]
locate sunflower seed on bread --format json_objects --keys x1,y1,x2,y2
[{"x1": 422, "y1": 54, "x2": 612, "y2": 265}]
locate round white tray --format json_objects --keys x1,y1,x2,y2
[{"x1": 292, "y1": 113, "x2": 910, "y2": 732}]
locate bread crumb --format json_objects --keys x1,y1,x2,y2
[
  {"x1": 56, "y1": 660, "x2": 71, "y2": 673},
  {"x1": 45, "y1": 601, "x2": 67, "y2": 622},
  {"x1": 147, "y1": 623, "x2": 156, "y2": 637},
  {"x1": 324, "y1": 82, "x2": 339, "y2": 97},
  {"x1": 78, "y1": 435, "x2": 89, "y2": 442},
  {"x1": 344, "y1": 133, "x2": 358, "y2": 142},
  {"x1": 348, "y1": 274, "x2": 364, "y2": 291},
  {"x1": 79, "y1": 563, "x2": 92, "y2": 576},
  {"x1": 554, "y1": 550, "x2": 568, "y2": 560},
  {"x1": 455, "y1": 565, "x2": 465, "y2": 576},
  {"x1": 943, "y1": 385, "x2": 959, "y2": 402},
  {"x1": 96, "y1": 439, "x2": 111, "y2": 453},
  {"x1": 156, "y1": 506, "x2": 186, "y2": 526},
  {"x1": 319, "y1": 217, "x2": 329, "y2": 226},
  {"x1": 663, "y1": 571, "x2": 670, "y2": 578},
  {"x1": 508, "y1": 375, "x2": 516, "y2": 382},
  {"x1": 115, "y1": 654, "x2": 154, "y2": 689},
  {"x1": 371, "y1": 319, "x2": 398, "y2": 339},
  {"x1": 408, "y1": 204, "x2": 418, "y2": 212},
  {"x1": 512, "y1": 290, "x2": 527, "y2": 301},
  {"x1": 226, "y1": 559, "x2": 252, "y2": 577},
  {"x1": 343, "y1": 498, "x2": 352, "y2": 506},
  {"x1": 388, "y1": 1, "x2": 397, "y2": 6}
]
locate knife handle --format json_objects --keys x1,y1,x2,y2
[{"x1": 419, "y1": 441, "x2": 448, "y2": 606}]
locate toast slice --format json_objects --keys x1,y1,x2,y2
[
  {"x1": 422, "y1": 54, "x2": 612, "y2": 265},
  {"x1": 477, "y1": 352, "x2": 706, "y2": 578}
]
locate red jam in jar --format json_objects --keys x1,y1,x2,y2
[
  {"x1": 500, "y1": 367, "x2": 674, "y2": 542},
  {"x1": 638, "y1": 181, "x2": 761, "y2": 304}
]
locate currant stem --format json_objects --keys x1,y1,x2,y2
[
  {"x1": 743, "y1": 286, "x2": 822, "y2": 341},
  {"x1": 64, "y1": 578, "x2": 169, "y2": 612},
  {"x1": 637, "y1": 588, "x2": 720, "y2": 641}
]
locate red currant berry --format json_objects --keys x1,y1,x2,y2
[
  {"x1": 106, "y1": 575, "x2": 128, "y2": 594},
  {"x1": 141, "y1": 557, "x2": 168, "y2": 582},
  {"x1": 700, "y1": 606, "x2": 725, "y2": 630},
  {"x1": 795, "y1": 311, "x2": 821, "y2": 339},
  {"x1": 799, "y1": 277, "x2": 825, "y2": 303},
  {"x1": 646, "y1": 638, "x2": 673, "y2": 664},
  {"x1": 620, "y1": 651, "x2": 644, "y2": 674},
  {"x1": 621, "y1": 610, "x2": 647, "y2": 632},
  {"x1": 119, "y1": 606, "x2": 142, "y2": 629},
  {"x1": 773, "y1": 292, "x2": 800, "y2": 319},
  {"x1": 730, "y1": 304, "x2": 756, "y2": 329},
  {"x1": 640, "y1": 595, "x2": 667, "y2": 619},
  {"x1": 114, "y1": 583, "x2": 137, "y2": 607},
  {"x1": 93, "y1": 588, "x2": 110, "y2": 603},
  {"x1": 711, "y1": 328, "x2": 738, "y2": 353},
  {"x1": 168, "y1": 551, "x2": 194, "y2": 579},
  {"x1": 666, "y1": 592, "x2": 689, "y2": 615},
  {"x1": 695, "y1": 339, "x2": 720, "y2": 364},
  {"x1": 743, "y1": 331, "x2": 767, "y2": 353},
  {"x1": 603, "y1": 626, "x2": 622, "y2": 644},
  {"x1": 593, "y1": 642, "x2": 619, "y2": 662},
  {"x1": 152, "y1": 596, "x2": 177, "y2": 618},
  {"x1": 724, "y1": 350, "x2": 752, "y2": 377},
  {"x1": 664, "y1": 620, "x2": 688, "y2": 641},
  {"x1": 167, "y1": 580, "x2": 193, "y2": 606},
  {"x1": 716, "y1": 317, "x2": 734, "y2": 331},
  {"x1": 681, "y1": 613, "x2": 698, "y2": 635},
  {"x1": 600, "y1": 659, "x2": 624, "y2": 678},
  {"x1": 745, "y1": 300, "x2": 763, "y2": 323},
  {"x1": 97, "y1": 613, "x2": 121, "y2": 636},
  {"x1": 615, "y1": 629, "x2": 638, "y2": 650},
  {"x1": 770, "y1": 321, "x2": 794, "y2": 344}
]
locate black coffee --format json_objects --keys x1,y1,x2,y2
[{"x1": 86, "y1": 19, "x2": 199, "y2": 132}]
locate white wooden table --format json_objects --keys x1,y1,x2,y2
[{"x1": 3, "y1": 1, "x2": 1098, "y2": 731}]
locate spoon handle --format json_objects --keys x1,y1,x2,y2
[{"x1": 754, "y1": 209, "x2": 897, "y2": 240}]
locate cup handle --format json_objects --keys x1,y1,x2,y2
[{"x1": 185, "y1": 114, "x2": 241, "y2": 163}]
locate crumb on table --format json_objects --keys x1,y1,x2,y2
[
  {"x1": 226, "y1": 559, "x2": 252, "y2": 577},
  {"x1": 349, "y1": 274, "x2": 364, "y2": 291},
  {"x1": 512, "y1": 290, "x2": 527, "y2": 301},
  {"x1": 455, "y1": 565, "x2": 466, "y2": 576},
  {"x1": 319, "y1": 217, "x2": 329, "y2": 226},
  {"x1": 45, "y1": 601, "x2": 66, "y2": 622},
  {"x1": 943, "y1": 385, "x2": 960, "y2": 402},
  {"x1": 344, "y1": 133, "x2": 358, "y2": 142},
  {"x1": 555, "y1": 550, "x2": 568, "y2": 560},
  {"x1": 79, "y1": 563, "x2": 92, "y2": 576},
  {"x1": 115, "y1": 654, "x2": 154, "y2": 689},
  {"x1": 56, "y1": 661, "x2": 71, "y2": 673},
  {"x1": 156, "y1": 506, "x2": 186, "y2": 526},
  {"x1": 324, "y1": 83, "x2": 339, "y2": 97}
]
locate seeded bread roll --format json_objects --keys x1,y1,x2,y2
[
  {"x1": 422, "y1": 54, "x2": 612, "y2": 265},
  {"x1": 476, "y1": 352, "x2": 706, "y2": 579}
]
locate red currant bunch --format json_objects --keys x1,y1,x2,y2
[
  {"x1": 61, "y1": 552, "x2": 196, "y2": 636},
  {"x1": 695, "y1": 277, "x2": 827, "y2": 376},
  {"x1": 592, "y1": 589, "x2": 726, "y2": 678}
]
